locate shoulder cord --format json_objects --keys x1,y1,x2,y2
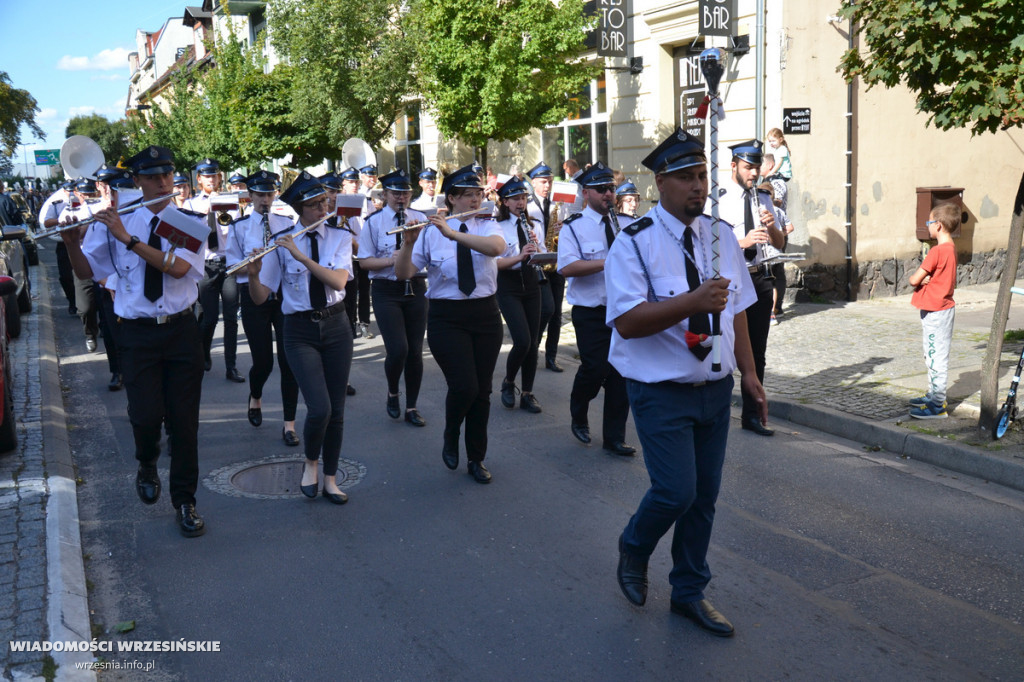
[{"x1": 629, "y1": 236, "x2": 659, "y2": 304}]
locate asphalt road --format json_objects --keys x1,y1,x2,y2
[{"x1": 44, "y1": 249, "x2": 1024, "y2": 681}]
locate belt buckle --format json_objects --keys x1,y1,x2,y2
[
  {"x1": 310, "y1": 310, "x2": 325, "y2": 322},
  {"x1": 693, "y1": 380, "x2": 707, "y2": 387},
  {"x1": 155, "y1": 314, "x2": 170, "y2": 325}
]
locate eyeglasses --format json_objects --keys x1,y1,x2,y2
[{"x1": 590, "y1": 185, "x2": 616, "y2": 194}]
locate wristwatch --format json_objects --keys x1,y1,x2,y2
[{"x1": 126, "y1": 236, "x2": 141, "y2": 251}]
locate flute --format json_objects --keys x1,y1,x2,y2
[
  {"x1": 35, "y1": 193, "x2": 178, "y2": 240},
  {"x1": 225, "y1": 213, "x2": 332, "y2": 276},
  {"x1": 385, "y1": 208, "x2": 488, "y2": 235}
]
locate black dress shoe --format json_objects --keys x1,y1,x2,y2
[
  {"x1": 300, "y1": 469, "x2": 318, "y2": 498},
  {"x1": 404, "y1": 409, "x2": 426, "y2": 427},
  {"x1": 176, "y1": 504, "x2": 206, "y2": 537},
  {"x1": 247, "y1": 396, "x2": 262, "y2": 427},
  {"x1": 283, "y1": 428, "x2": 301, "y2": 447},
  {"x1": 500, "y1": 380, "x2": 516, "y2": 408},
  {"x1": 386, "y1": 394, "x2": 401, "y2": 419},
  {"x1": 467, "y1": 461, "x2": 492, "y2": 484},
  {"x1": 617, "y1": 534, "x2": 648, "y2": 606},
  {"x1": 520, "y1": 393, "x2": 542, "y2": 413},
  {"x1": 347, "y1": 384, "x2": 356, "y2": 396},
  {"x1": 226, "y1": 368, "x2": 246, "y2": 383},
  {"x1": 670, "y1": 599, "x2": 735, "y2": 637},
  {"x1": 442, "y1": 443, "x2": 459, "y2": 470},
  {"x1": 741, "y1": 418, "x2": 774, "y2": 437},
  {"x1": 322, "y1": 488, "x2": 348, "y2": 505},
  {"x1": 135, "y1": 464, "x2": 161, "y2": 505},
  {"x1": 603, "y1": 441, "x2": 637, "y2": 456},
  {"x1": 571, "y1": 422, "x2": 591, "y2": 444},
  {"x1": 545, "y1": 357, "x2": 564, "y2": 372},
  {"x1": 204, "y1": 358, "x2": 212, "y2": 372},
  {"x1": 108, "y1": 373, "x2": 123, "y2": 391},
  {"x1": 68, "y1": 304, "x2": 77, "y2": 316}
]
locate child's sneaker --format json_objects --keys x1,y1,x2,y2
[
  {"x1": 770, "y1": 314, "x2": 779, "y2": 326},
  {"x1": 908, "y1": 395, "x2": 930, "y2": 408},
  {"x1": 910, "y1": 400, "x2": 947, "y2": 419}
]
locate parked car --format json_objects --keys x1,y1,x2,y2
[
  {"x1": 0, "y1": 225, "x2": 31, "y2": 339},
  {"x1": 0, "y1": 274, "x2": 18, "y2": 452}
]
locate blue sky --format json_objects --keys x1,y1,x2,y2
[{"x1": 1, "y1": 0, "x2": 189, "y2": 174}]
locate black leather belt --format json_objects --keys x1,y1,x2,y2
[
  {"x1": 288, "y1": 302, "x2": 345, "y2": 322},
  {"x1": 119, "y1": 309, "x2": 193, "y2": 326}
]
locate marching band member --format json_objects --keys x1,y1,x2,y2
[
  {"x1": 358, "y1": 169, "x2": 428, "y2": 426},
  {"x1": 494, "y1": 176, "x2": 543, "y2": 413},
  {"x1": 58, "y1": 177, "x2": 103, "y2": 353},
  {"x1": 342, "y1": 166, "x2": 374, "y2": 338},
  {"x1": 410, "y1": 167, "x2": 438, "y2": 212},
  {"x1": 615, "y1": 180, "x2": 640, "y2": 218},
  {"x1": 526, "y1": 162, "x2": 565, "y2": 373},
  {"x1": 173, "y1": 172, "x2": 193, "y2": 207},
  {"x1": 247, "y1": 172, "x2": 354, "y2": 505},
  {"x1": 320, "y1": 171, "x2": 357, "y2": 397},
  {"x1": 395, "y1": 163, "x2": 506, "y2": 484},
  {"x1": 61, "y1": 145, "x2": 208, "y2": 537},
  {"x1": 40, "y1": 180, "x2": 78, "y2": 314},
  {"x1": 226, "y1": 170, "x2": 301, "y2": 447},
  {"x1": 557, "y1": 162, "x2": 634, "y2": 457},
  {"x1": 186, "y1": 158, "x2": 245, "y2": 382}
]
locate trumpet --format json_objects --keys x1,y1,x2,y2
[
  {"x1": 35, "y1": 193, "x2": 178, "y2": 240},
  {"x1": 225, "y1": 213, "x2": 332, "y2": 276},
  {"x1": 385, "y1": 208, "x2": 489, "y2": 235}
]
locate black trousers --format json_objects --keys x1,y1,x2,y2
[
  {"x1": 54, "y1": 241, "x2": 76, "y2": 308},
  {"x1": 496, "y1": 269, "x2": 541, "y2": 392},
  {"x1": 118, "y1": 313, "x2": 204, "y2": 508},
  {"x1": 371, "y1": 278, "x2": 427, "y2": 406},
  {"x1": 742, "y1": 269, "x2": 776, "y2": 421},
  {"x1": 239, "y1": 284, "x2": 299, "y2": 421},
  {"x1": 198, "y1": 259, "x2": 240, "y2": 370},
  {"x1": 427, "y1": 296, "x2": 503, "y2": 462},
  {"x1": 95, "y1": 283, "x2": 120, "y2": 374},
  {"x1": 283, "y1": 311, "x2": 353, "y2": 476},
  {"x1": 344, "y1": 272, "x2": 358, "y2": 334},
  {"x1": 538, "y1": 271, "x2": 565, "y2": 361},
  {"x1": 570, "y1": 305, "x2": 629, "y2": 444},
  {"x1": 74, "y1": 272, "x2": 98, "y2": 339},
  {"x1": 356, "y1": 262, "x2": 371, "y2": 324}
]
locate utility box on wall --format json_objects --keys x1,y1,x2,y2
[{"x1": 916, "y1": 187, "x2": 965, "y2": 240}]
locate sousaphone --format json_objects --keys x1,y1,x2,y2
[{"x1": 60, "y1": 135, "x2": 105, "y2": 180}]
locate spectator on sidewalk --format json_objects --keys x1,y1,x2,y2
[
  {"x1": 907, "y1": 203, "x2": 960, "y2": 419},
  {"x1": 757, "y1": 182, "x2": 795, "y2": 324},
  {"x1": 763, "y1": 128, "x2": 792, "y2": 211}
]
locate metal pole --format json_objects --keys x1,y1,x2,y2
[
  {"x1": 700, "y1": 48, "x2": 726, "y2": 371},
  {"x1": 755, "y1": 0, "x2": 766, "y2": 140}
]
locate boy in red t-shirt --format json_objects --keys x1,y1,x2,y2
[{"x1": 907, "y1": 203, "x2": 961, "y2": 418}]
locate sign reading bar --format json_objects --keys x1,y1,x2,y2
[
  {"x1": 34, "y1": 149, "x2": 60, "y2": 166},
  {"x1": 596, "y1": 0, "x2": 631, "y2": 58},
  {"x1": 782, "y1": 108, "x2": 811, "y2": 134},
  {"x1": 699, "y1": 0, "x2": 736, "y2": 37}
]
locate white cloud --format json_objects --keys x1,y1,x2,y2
[
  {"x1": 37, "y1": 108, "x2": 58, "y2": 120},
  {"x1": 57, "y1": 47, "x2": 132, "y2": 71}
]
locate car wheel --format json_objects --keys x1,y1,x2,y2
[
  {"x1": 4, "y1": 295, "x2": 20, "y2": 339},
  {"x1": 0, "y1": 369, "x2": 17, "y2": 453},
  {"x1": 17, "y1": 276, "x2": 31, "y2": 314}
]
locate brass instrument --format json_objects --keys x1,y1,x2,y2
[
  {"x1": 225, "y1": 213, "x2": 332, "y2": 276},
  {"x1": 35, "y1": 193, "x2": 179, "y2": 240},
  {"x1": 542, "y1": 199, "x2": 561, "y2": 273}
]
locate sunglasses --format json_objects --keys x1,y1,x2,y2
[{"x1": 590, "y1": 185, "x2": 616, "y2": 194}]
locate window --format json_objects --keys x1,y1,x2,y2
[
  {"x1": 543, "y1": 74, "x2": 609, "y2": 177},
  {"x1": 395, "y1": 106, "x2": 423, "y2": 176}
]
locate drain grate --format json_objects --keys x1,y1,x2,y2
[{"x1": 204, "y1": 455, "x2": 366, "y2": 499}]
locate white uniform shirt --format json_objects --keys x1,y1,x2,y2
[
  {"x1": 709, "y1": 182, "x2": 775, "y2": 267},
  {"x1": 557, "y1": 205, "x2": 615, "y2": 307},
  {"x1": 357, "y1": 205, "x2": 427, "y2": 281},
  {"x1": 410, "y1": 216, "x2": 502, "y2": 300},
  {"x1": 226, "y1": 212, "x2": 294, "y2": 285},
  {"x1": 81, "y1": 205, "x2": 205, "y2": 318},
  {"x1": 605, "y1": 204, "x2": 757, "y2": 384},
  {"x1": 256, "y1": 223, "x2": 351, "y2": 315},
  {"x1": 39, "y1": 191, "x2": 68, "y2": 240},
  {"x1": 410, "y1": 193, "x2": 437, "y2": 213},
  {"x1": 526, "y1": 194, "x2": 551, "y2": 246}
]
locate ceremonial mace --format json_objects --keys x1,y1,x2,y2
[{"x1": 699, "y1": 47, "x2": 726, "y2": 372}]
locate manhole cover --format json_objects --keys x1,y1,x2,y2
[{"x1": 204, "y1": 455, "x2": 366, "y2": 499}]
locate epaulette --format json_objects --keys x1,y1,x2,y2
[
  {"x1": 701, "y1": 214, "x2": 737, "y2": 230},
  {"x1": 616, "y1": 212, "x2": 633, "y2": 220},
  {"x1": 118, "y1": 197, "x2": 144, "y2": 209},
  {"x1": 325, "y1": 215, "x2": 339, "y2": 228},
  {"x1": 270, "y1": 226, "x2": 293, "y2": 239},
  {"x1": 623, "y1": 216, "x2": 653, "y2": 236},
  {"x1": 177, "y1": 207, "x2": 205, "y2": 219},
  {"x1": 365, "y1": 208, "x2": 383, "y2": 221},
  {"x1": 229, "y1": 214, "x2": 246, "y2": 226},
  {"x1": 564, "y1": 212, "x2": 583, "y2": 224}
]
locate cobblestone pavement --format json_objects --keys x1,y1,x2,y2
[{"x1": 1, "y1": 264, "x2": 49, "y2": 680}]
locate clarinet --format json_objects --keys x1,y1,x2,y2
[
  {"x1": 520, "y1": 212, "x2": 545, "y2": 283},
  {"x1": 748, "y1": 177, "x2": 776, "y2": 280},
  {"x1": 396, "y1": 207, "x2": 414, "y2": 297}
]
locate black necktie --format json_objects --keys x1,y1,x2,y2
[
  {"x1": 395, "y1": 212, "x2": 404, "y2": 250},
  {"x1": 543, "y1": 197, "x2": 550, "y2": 225},
  {"x1": 684, "y1": 226, "x2": 711, "y2": 361},
  {"x1": 308, "y1": 232, "x2": 327, "y2": 311},
  {"x1": 743, "y1": 189, "x2": 757, "y2": 261},
  {"x1": 457, "y1": 223, "x2": 476, "y2": 296},
  {"x1": 603, "y1": 215, "x2": 615, "y2": 248},
  {"x1": 144, "y1": 216, "x2": 163, "y2": 303}
]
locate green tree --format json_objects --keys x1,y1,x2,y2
[
  {"x1": 267, "y1": 0, "x2": 418, "y2": 152},
  {"x1": 0, "y1": 71, "x2": 45, "y2": 158},
  {"x1": 65, "y1": 114, "x2": 133, "y2": 166},
  {"x1": 838, "y1": 0, "x2": 1024, "y2": 434},
  {"x1": 408, "y1": 0, "x2": 598, "y2": 148}
]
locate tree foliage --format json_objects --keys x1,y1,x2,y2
[
  {"x1": 0, "y1": 71, "x2": 45, "y2": 158},
  {"x1": 408, "y1": 0, "x2": 597, "y2": 148},
  {"x1": 267, "y1": 0, "x2": 418, "y2": 151},
  {"x1": 839, "y1": 0, "x2": 1024, "y2": 134},
  {"x1": 65, "y1": 114, "x2": 133, "y2": 166}
]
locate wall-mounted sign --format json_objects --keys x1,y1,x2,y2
[
  {"x1": 783, "y1": 108, "x2": 811, "y2": 134},
  {"x1": 595, "y1": 0, "x2": 631, "y2": 58},
  {"x1": 699, "y1": 0, "x2": 736, "y2": 37}
]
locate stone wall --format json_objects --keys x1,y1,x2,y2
[{"x1": 781, "y1": 249, "x2": 1024, "y2": 303}]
